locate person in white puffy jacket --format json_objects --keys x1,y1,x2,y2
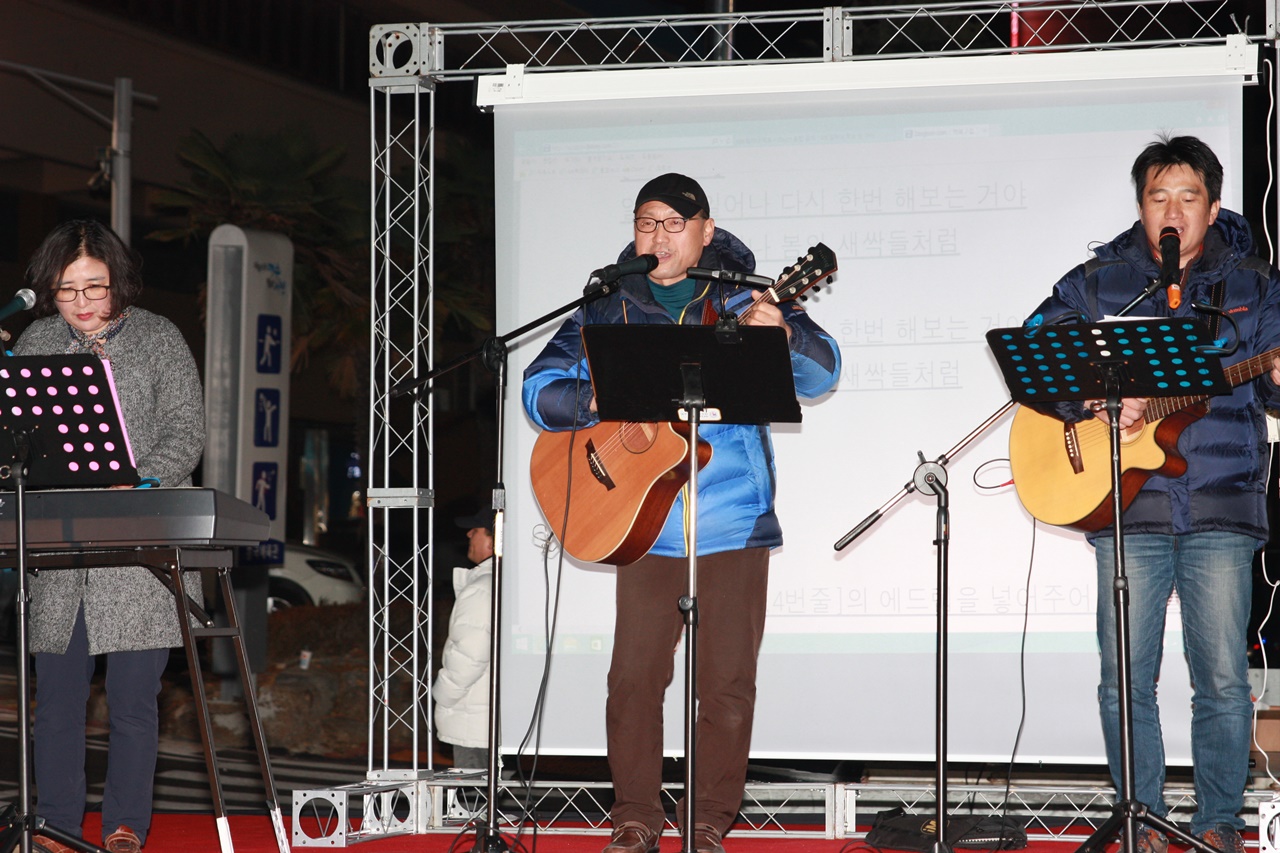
[{"x1": 433, "y1": 509, "x2": 494, "y2": 770}]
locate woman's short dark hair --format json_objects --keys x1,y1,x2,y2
[
  {"x1": 1130, "y1": 134, "x2": 1223, "y2": 205},
  {"x1": 25, "y1": 219, "x2": 143, "y2": 319}
]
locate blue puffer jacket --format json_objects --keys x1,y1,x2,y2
[
  {"x1": 522, "y1": 229, "x2": 842, "y2": 558},
  {"x1": 1026, "y1": 209, "x2": 1280, "y2": 544}
]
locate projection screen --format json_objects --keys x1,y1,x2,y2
[{"x1": 484, "y1": 48, "x2": 1250, "y2": 762}]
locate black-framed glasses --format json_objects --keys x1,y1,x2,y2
[
  {"x1": 54, "y1": 284, "x2": 111, "y2": 303},
  {"x1": 634, "y1": 216, "x2": 701, "y2": 233}
]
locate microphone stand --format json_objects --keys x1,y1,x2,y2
[
  {"x1": 831, "y1": 266, "x2": 1194, "y2": 842},
  {"x1": 391, "y1": 276, "x2": 625, "y2": 853},
  {"x1": 833, "y1": 405, "x2": 1009, "y2": 853}
]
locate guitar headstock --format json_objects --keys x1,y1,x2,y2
[{"x1": 772, "y1": 243, "x2": 837, "y2": 303}]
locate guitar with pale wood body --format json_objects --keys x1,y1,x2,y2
[{"x1": 1009, "y1": 345, "x2": 1280, "y2": 531}]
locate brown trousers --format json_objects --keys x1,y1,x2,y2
[{"x1": 605, "y1": 547, "x2": 770, "y2": 835}]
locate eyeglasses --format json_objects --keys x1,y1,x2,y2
[
  {"x1": 634, "y1": 216, "x2": 702, "y2": 234},
  {"x1": 54, "y1": 284, "x2": 111, "y2": 303}
]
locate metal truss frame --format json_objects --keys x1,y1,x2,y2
[
  {"x1": 292, "y1": 774, "x2": 1277, "y2": 845},
  {"x1": 330, "y1": 2, "x2": 1280, "y2": 846}
]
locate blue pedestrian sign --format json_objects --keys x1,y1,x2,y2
[
  {"x1": 254, "y1": 389, "x2": 281, "y2": 447},
  {"x1": 256, "y1": 314, "x2": 283, "y2": 374},
  {"x1": 252, "y1": 462, "x2": 278, "y2": 519}
]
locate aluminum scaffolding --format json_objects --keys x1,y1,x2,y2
[{"x1": 290, "y1": 2, "x2": 1278, "y2": 845}]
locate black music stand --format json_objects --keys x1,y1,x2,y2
[
  {"x1": 0, "y1": 354, "x2": 138, "y2": 853},
  {"x1": 986, "y1": 318, "x2": 1229, "y2": 853},
  {"x1": 582, "y1": 323, "x2": 800, "y2": 853}
]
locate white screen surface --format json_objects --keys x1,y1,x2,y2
[{"x1": 491, "y1": 68, "x2": 1244, "y2": 762}]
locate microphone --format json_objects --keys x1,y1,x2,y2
[
  {"x1": 1159, "y1": 227, "x2": 1182, "y2": 308},
  {"x1": 686, "y1": 267, "x2": 776, "y2": 288},
  {"x1": 0, "y1": 289, "x2": 36, "y2": 323},
  {"x1": 586, "y1": 254, "x2": 658, "y2": 291}
]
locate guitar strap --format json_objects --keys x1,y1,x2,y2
[
  {"x1": 1081, "y1": 258, "x2": 1123, "y2": 321},
  {"x1": 1206, "y1": 278, "x2": 1225, "y2": 340}
]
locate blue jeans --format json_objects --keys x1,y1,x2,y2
[{"x1": 1095, "y1": 532, "x2": 1254, "y2": 835}]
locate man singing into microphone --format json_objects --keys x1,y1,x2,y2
[
  {"x1": 1025, "y1": 135, "x2": 1280, "y2": 853},
  {"x1": 522, "y1": 173, "x2": 840, "y2": 853}
]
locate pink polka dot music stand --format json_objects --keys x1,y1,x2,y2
[
  {"x1": 0, "y1": 354, "x2": 139, "y2": 489},
  {"x1": 0, "y1": 353, "x2": 138, "y2": 853}
]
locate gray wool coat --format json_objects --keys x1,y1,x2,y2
[{"x1": 14, "y1": 307, "x2": 206, "y2": 654}]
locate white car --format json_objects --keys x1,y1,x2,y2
[{"x1": 267, "y1": 543, "x2": 365, "y2": 613}]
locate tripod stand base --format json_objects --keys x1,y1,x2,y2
[
  {"x1": 0, "y1": 804, "x2": 110, "y2": 853},
  {"x1": 1075, "y1": 801, "x2": 1224, "y2": 853},
  {"x1": 469, "y1": 825, "x2": 513, "y2": 852}
]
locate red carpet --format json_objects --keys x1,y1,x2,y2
[{"x1": 60, "y1": 814, "x2": 1230, "y2": 853}]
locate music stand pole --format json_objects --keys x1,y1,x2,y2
[
  {"x1": 1072, "y1": 378, "x2": 1216, "y2": 853},
  {"x1": 981, "y1": 317, "x2": 1231, "y2": 853},
  {"x1": 1, "y1": 437, "x2": 36, "y2": 853},
  {"x1": 679, "y1": 372, "x2": 705, "y2": 853},
  {"x1": 0, "y1": 433, "x2": 109, "y2": 853},
  {"x1": 577, "y1": 323, "x2": 800, "y2": 852}
]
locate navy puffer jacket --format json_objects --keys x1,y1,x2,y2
[
  {"x1": 522, "y1": 229, "x2": 841, "y2": 558},
  {"x1": 1025, "y1": 209, "x2": 1280, "y2": 544}
]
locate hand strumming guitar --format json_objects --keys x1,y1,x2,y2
[{"x1": 1084, "y1": 396, "x2": 1148, "y2": 430}]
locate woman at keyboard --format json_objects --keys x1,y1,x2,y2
[{"x1": 15, "y1": 219, "x2": 205, "y2": 853}]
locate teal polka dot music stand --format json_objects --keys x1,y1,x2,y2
[
  {"x1": 987, "y1": 315, "x2": 1228, "y2": 853},
  {"x1": 986, "y1": 317, "x2": 1229, "y2": 404}
]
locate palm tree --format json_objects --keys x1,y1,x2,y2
[{"x1": 148, "y1": 126, "x2": 371, "y2": 398}]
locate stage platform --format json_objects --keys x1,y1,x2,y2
[{"x1": 49, "y1": 812, "x2": 1270, "y2": 852}]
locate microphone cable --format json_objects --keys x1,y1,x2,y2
[
  {"x1": 510, "y1": 326, "x2": 592, "y2": 851},
  {"x1": 1262, "y1": 56, "x2": 1276, "y2": 266},
  {"x1": 1252, "y1": 440, "x2": 1280, "y2": 791}
]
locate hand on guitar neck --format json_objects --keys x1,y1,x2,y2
[{"x1": 1084, "y1": 357, "x2": 1280, "y2": 429}]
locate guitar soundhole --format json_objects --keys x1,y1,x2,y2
[{"x1": 620, "y1": 423, "x2": 658, "y2": 454}]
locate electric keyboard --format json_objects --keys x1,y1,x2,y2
[{"x1": 0, "y1": 487, "x2": 269, "y2": 551}]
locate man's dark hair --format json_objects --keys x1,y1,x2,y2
[
  {"x1": 25, "y1": 219, "x2": 143, "y2": 319},
  {"x1": 1130, "y1": 134, "x2": 1223, "y2": 205}
]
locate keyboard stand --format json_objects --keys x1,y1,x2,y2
[{"x1": 25, "y1": 547, "x2": 289, "y2": 853}]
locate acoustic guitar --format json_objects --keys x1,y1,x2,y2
[
  {"x1": 529, "y1": 243, "x2": 838, "y2": 565},
  {"x1": 1008, "y1": 345, "x2": 1280, "y2": 531}
]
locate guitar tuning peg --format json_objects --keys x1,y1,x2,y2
[
  {"x1": 825, "y1": 275, "x2": 833, "y2": 284},
  {"x1": 812, "y1": 286, "x2": 821, "y2": 293}
]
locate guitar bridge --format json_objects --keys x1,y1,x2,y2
[
  {"x1": 585, "y1": 439, "x2": 616, "y2": 490},
  {"x1": 1064, "y1": 422, "x2": 1084, "y2": 474}
]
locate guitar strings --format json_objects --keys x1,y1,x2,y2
[
  {"x1": 589, "y1": 420, "x2": 664, "y2": 460},
  {"x1": 1063, "y1": 349, "x2": 1271, "y2": 454}
]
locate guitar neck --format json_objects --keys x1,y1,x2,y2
[
  {"x1": 714, "y1": 243, "x2": 836, "y2": 324},
  {"x1": 1146, "y1": 345, "x2": 1280, "y2": 419}
]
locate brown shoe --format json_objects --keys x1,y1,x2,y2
[
  {"x1": 105, "y1": 825, "x2": 142, "y2": 853},
  {"x1": 694, "y1": 823, "x2": 726, "y2": 853},
  {"x1": 33, "y1": 836, "x2": 76, "y2": 853},
  {"x1": 603, "y1": 820, "x2": 660, "y2": 853}
]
